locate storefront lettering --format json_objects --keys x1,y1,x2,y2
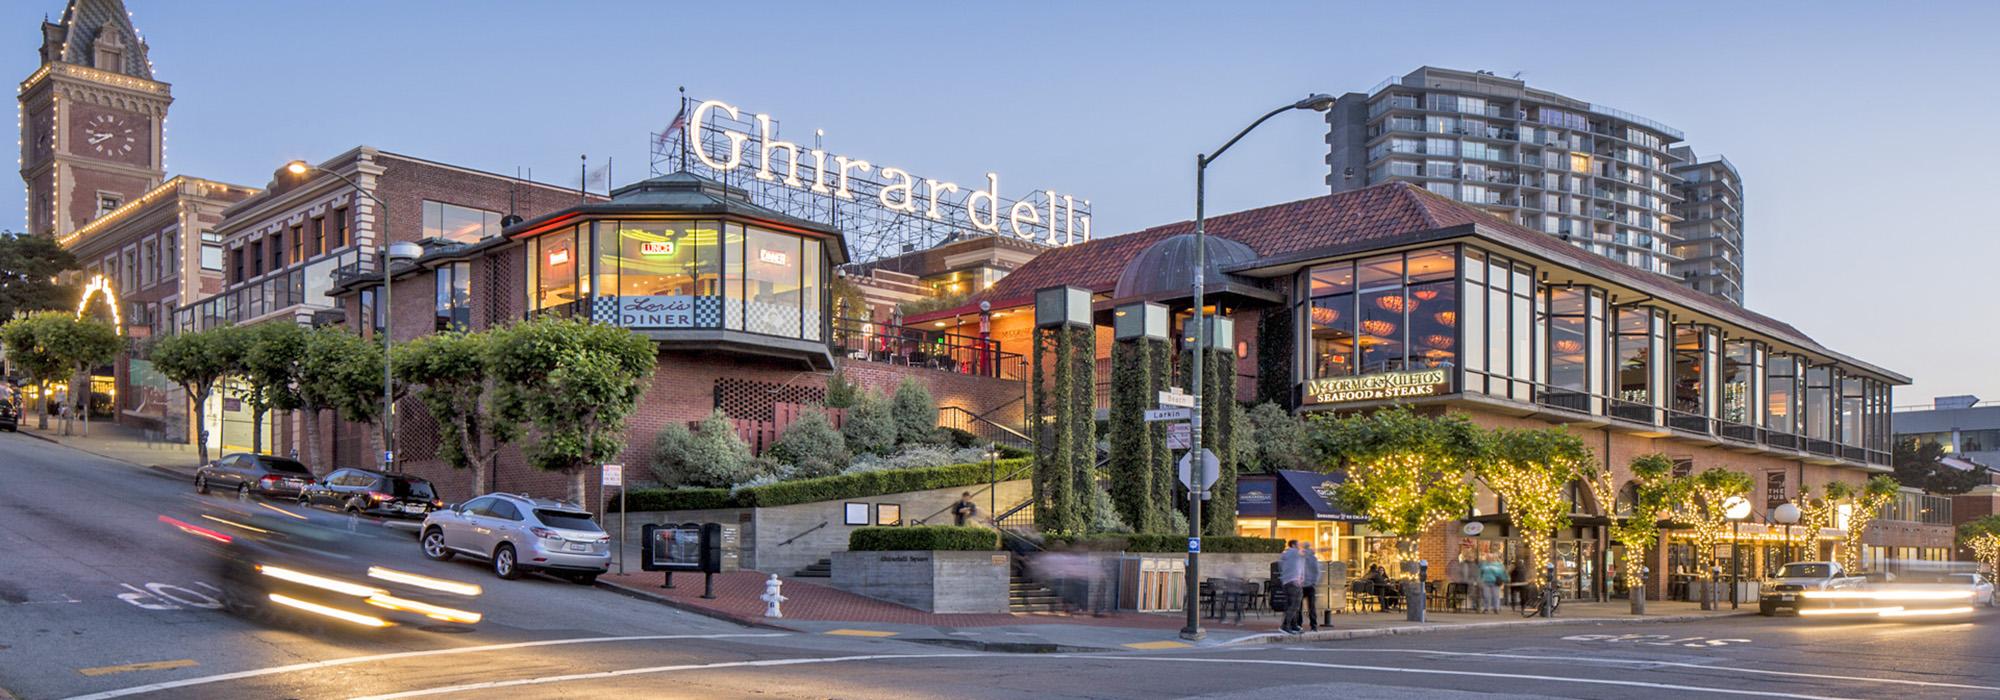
[
  {"x1": 640, "y1": 240, "x2": 674, "y2": 256},
  {"x1": 1303, "y1": 369, "x2": 1451, "y2": 405},
  {"x1": 689, "y1": 99, "x2": 1090, "y2": 246},
  {"x1": 619, "y1": 295, "x2": 696, "y2": 328}
]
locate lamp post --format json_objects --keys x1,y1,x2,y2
[
  {"x1": 1772, "y1": 502, "x2": 1802, "y2": 568},
  {"x1": 285, "y1": 160, "x2": 412, "y2": 472},
  {"x1": 1180, "y1": 93, "x2": 1336, "y2": 642},
  {"x1": 1723, "y1": 496, "x2": 1751, "y2": 610}
]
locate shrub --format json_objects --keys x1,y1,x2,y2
[
  {"x1": 1047, "y1": 533, "x2": 1283, "y2": 554},
  {"x1": 825, "y1": 370, "x2": 860, "y2": 409},
  {"x1": 891, "y1": 378, "x2": 938, "y2": 446},
  {"x1": 768, "y1": 408, "x2": 850, "y2": 479},
  {"x1": 845, "y1": 445, "x2": 991, "y2": 474},
  {"x1": 849, "y1": 525, "x2": 998, "y2": 551},
  {"x1": 650, "y1": 410, "x2": 757, "y2": 488},
  {"x1": 1086, "y1": 486, "x2": 1131, "y2": 533},
  {"x1": 842, "y1": 390, "x2": 898, "y2": 455},
  {"x1": 1243, "y1": 401, "x2": 1313, "y2": 472},
  {"x1": 615, "y1": 457, "x2": 1029, "y2": 512},
  {"x1": 615, "y1": 487, "x2": 735, "y2": 512}
]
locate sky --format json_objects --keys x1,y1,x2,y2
[{"x1": 8, "y1": 1, "x2": 1997, "y2": 406}]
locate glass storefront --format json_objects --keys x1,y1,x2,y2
[{"x1": 1303, "y1": 246, "x2": 1456, "y2": 379}]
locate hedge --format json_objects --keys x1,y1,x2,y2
[
  {"x1": 612, "y1": 457, "x2": 1031, "y2": 512},
  {"x1": 1047, "y1": 533, "x2": 1285, "y2": 554},
  {"x1": 849, "y1": 525, "x2": 999, "y2": 551}
]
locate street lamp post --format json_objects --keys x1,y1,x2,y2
[
  {"x1": 1773, "y1": 502, "x2": 1802, "y2": 568},
  {"x1": 1724, "y1": 496, "x2": 1751, "y2": 610},
  {"x1": 1180, "y1": 94, "x2": 1335, "y2": 641},
  {"x1": 285, "y1": 160, "x2": 409, "y2": 472}
]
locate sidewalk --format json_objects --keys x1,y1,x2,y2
[
  {"x1": 600, "y1": 569, "x2": 1752, "y2": 650},
  {"x1": 13, "y1": 418, "x2": 204, "y2": 478}
]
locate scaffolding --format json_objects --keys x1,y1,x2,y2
[{"x1": 649, "y1": 96, "x2": 1087, "y2": 265}]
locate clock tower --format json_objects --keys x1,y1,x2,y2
[{"x1": 19, "y1": 0, "x2": 169, "y2": 239}]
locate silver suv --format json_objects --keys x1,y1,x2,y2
[{"x1": 419, "y1": 493, "x2": 610, "y2": 584}]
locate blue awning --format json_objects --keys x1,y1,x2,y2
[{"x1": 1235, "y1": 470, "x2": 1369, "y2": 522}]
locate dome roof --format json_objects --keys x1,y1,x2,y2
[{"x1": 1112, "y1": 233, "x2": 1260, "y2": 301}]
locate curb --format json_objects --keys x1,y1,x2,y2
[
  {"x1": 596, "y1": 578, "x2": 798, "y2": 632},
  {"x1": 14, "y1": 429, "x2": 197, "y2": 479},
  {"x1": 1220, "y1": 611, "x2": 1758, "y2": 645}
]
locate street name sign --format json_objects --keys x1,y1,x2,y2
[
  {"x1": 1157, "y1": 389, "x2": 1194, "y2": 408},
  {"x1": 1145, "y1": 408, "x2": 1192, "y2": 422}
]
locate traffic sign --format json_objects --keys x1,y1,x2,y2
[
  {"x1": 1188, "y1": 537, "x2": 1201, "y2": 553},
  {"x1": 1145, "y1": 408, "x2": 1191, "y2": 422},
  {"x1": 1166, "y1": 423, "x2": 1191, "y2": 450},
  {"x1": 1177, "y1": 448, "x2": 1220, "y2": 491},
  {"x1": 1157, "y1": 389, "x2": 1194, "y2": 408},
  {"x1": 602, "y1": 463, "x2": 624, "y2": 487}
]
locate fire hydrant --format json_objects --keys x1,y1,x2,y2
[{"x1": 761, "y1": 574, "x2": 787, "y2": 619}]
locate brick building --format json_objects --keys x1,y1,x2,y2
[{"x1": 914, "y1": 181, "x2": 1918, "y2": 600}]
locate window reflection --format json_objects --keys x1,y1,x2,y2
[
  {"x1": 535, "y1": 226, "x2": 580, "y2": 312},
  {"x1": 1722, "y1": 341, "x2": 1754, "y2": 425},
  {"x1": 1302, "y1": 246, "x2": 1457, "y2": 381},
  {"x1": 1766, "y1": 356, "x2": 1799, "y2": 434}
]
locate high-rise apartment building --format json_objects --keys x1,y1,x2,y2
[
  {"x1": 1326, "y1": 67, "x2": 1742, "y2": 303},
  {"x1": 1669, "y1": 147, "x2": 1745, "y2": 304}
]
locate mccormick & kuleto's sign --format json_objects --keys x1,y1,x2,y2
[{"x1": 1302, "y1": 369, "x2": 1451, "y2": 405}]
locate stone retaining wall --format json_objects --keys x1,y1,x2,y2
[{"x1": 831, "y1": 549, "x2": 1011, "y2": 613}]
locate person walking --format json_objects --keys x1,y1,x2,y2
[
  {"x1": 1301, "y1": 544, "x2": 1323, "y2": 631},
  {"x1": 1479, "y1": 559, "x2": 1506, "y2": 614},
  {"x1": 951, "y1": 492, "x2": 977, "y2": 526},
  {"x1": 1279, "y1": 540, "x2": 1306, "y2": 634}
]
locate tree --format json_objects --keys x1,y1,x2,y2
[
  {"x1": 1893, "y1": 436, "x2": 1986, "y2": 495},
  {"x1": 1, "y1": 312, "x2": 68, "y2": 430},
  {"x1": 490, "y1": 317, "x2": 656, "y2": 503},
  {"x1": 1315, "y1": 406, "x2": 1480, "y2": 573},
  {"x1": 824, "y1": 369, "x2": 860, "y2": 409},
  {"x1": 1959, "y1": 515, "x2": 2000, "y2": 580},
  {"x1": 39, "y1": 312, "x2": 122, "y2": 436},
  {"x1": 149, "y1": 328, "x2": 235, "y2": 467},
  {"x1": 890, "y1": 377, "x2": 938, "y2": 446},
  {"x1": 650, "y1": 409, "x2": 757, "y2": 488},
  {"x1": 769, "y1": 408, "x2": 849, "y2": 478},
  {"x1": 0, "y1": 232, "x2": 78, "y2": 321},
  {"x1": 1584, "y1": 453, "x2": 1674, "y2": 590},
  {"x1": 236, "y1": 322, "x2": 307, "y2": 454},
  {"x1": 1242, "y1": 401, "x2": 1312, "y2": 473},
  {"x1": 396, "y1": 331, "x2": 515, "y2": 495},
  {"x1": 1829, "y1": 475, "x2": 1900, "y2": 572},
  {"x1": 1482, "y1": 428, "x2": 1593, "y2": 577},
  {"x1": 295, "y1": 327, "x2": 383, "y2": 476},
  {"x1": 842, "y1": 389, "x2": 897, "y2": 455},
  {"x1": 1662, "y1": 467, "x2": 1754, "y2": 575}
]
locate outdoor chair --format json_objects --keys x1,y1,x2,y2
[{"x1": 1347, "y1": 580, "x2": 1379, "y2": 612}]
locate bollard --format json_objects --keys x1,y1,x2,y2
[
  {"x1": 761, "y1": 574, "x2": 787, "y2": 618},
  {"x1": 1631, "y1": 566, "x2": 1648, "y2": 615},
  {"x1": 1406, "y1": 560, "x2": 1428, "y2": 623}
]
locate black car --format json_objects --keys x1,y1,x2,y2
[
  {"x1": 196, "y1": 453, "x2": 314, "y2": 499},
  {"x1": 300, "y1": 468, "x2": 441, "y2": 519},
  {"x1": 0, "y1": 386, "x2": 19, "y2": 432}
]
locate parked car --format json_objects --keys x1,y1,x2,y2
[
  {"x1": 1758, "y1": 561, "x2": 1866, "y2": 616},
  {"x1": 0, "y1": 387, "x2": 18, "y2": 431},
  {"x1": 1950, "y1": 572, "x2": 1996, "y2": 607},
  {"x1": 419, "y1": 493, "x2": 611, "y2": 584},
  {"x1": 299, "y1": 468, "x2": 441, "y2": 519},
  {"x1": 196, "y1": 453, "x2": 314, "y2": 499}
]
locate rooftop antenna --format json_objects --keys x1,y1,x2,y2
[{"x1": 578, "y1": 154, "x2": 587, "y2": 204}]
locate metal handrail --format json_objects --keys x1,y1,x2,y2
[
  {"x1": 777, "y1": 520, "x2": 828, "y2": 547},
  {"x1": 831, "y1": 316, "x2": 1024, "y2": 379},
  {"x1": 910, "y1": 459, "x2": 1033, "y2": 525},
  {"x1": 938, "y1": 405, "x2": 1030, "y2": 448}
]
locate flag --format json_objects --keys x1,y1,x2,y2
[{"x1": 654, "y1": 105, "x2": 687, "y2": 150}]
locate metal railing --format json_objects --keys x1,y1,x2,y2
[
  {"x1": 938, "y1": 403, "x2": 1030, "y2": 449},
  {"x1": 831, "y1": 316, "x2": 1025, "y2": 380}
]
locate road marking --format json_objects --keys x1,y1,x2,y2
[
  {"x1": 58, "y1": 633, "x2": 788, "y2": 700},
  {"x1": 1122, "y1": 640, "x2": 1190, "y2": 650},
  {"x1": 1562, "y1": 633, "x2": 1752, "y2": 648},
  {"x1": 823, "y1": 629, "x2": 898, "y2": 638},
  {"x1": 1074, "y1": 656, "x2": 1862, "y2": 700},
  {"x1": 1279, "y1": 648, "x2": 2000, "y2": 693},
  {"x1": 76, "y1": 660, "x2": 198, "y2": 677},
  {"x1": 350, "y1": 654, "x2": 988, "y2": 699},
  {"x1": 113, "y1": 583, "x2": 222, "y2": 611},
  {"x1": 257, "y1": 501, "x2": 307, "y2": 520}
]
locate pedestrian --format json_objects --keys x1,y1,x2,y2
[
  {"x1": 1508, "y1": 560, "x2": 1526, "y2": 608},
  {"x1": 1279, "y1": 540, "x2": 1306, "y2": 634},
  {"x1": 1302, "y1": 543, "x2": 1323, "y2": 631},
  {"x1": 1479, "y1": 559, "x2": 1506, "y2": 614},
  {"x1": 951, "y1": 491, "x2": 977, "y2": 526}
]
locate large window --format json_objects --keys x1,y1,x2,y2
[
  {"x1": 534, "y1": 226, "x2": 581, "y2": 312},
  {"x1": 1544, "y1": 287, "x2": 1596, "y2": 403},
  {"x1": 1766, "y1": 356, "x2": 1800, "y2": 434},
  {"x1": 746, "y1": 227, "x2": 805, "y2": 337},
  {"x1": 1804, "y1": 365, "x2": 1834, "y2": 442},
  {"x1": 1460, "y1": 249, "x2": 1533, "y2": 398},
  {"x1": 1721, "y1": 340, "x2": 1756, "y2": 425},
  {"x1": 1671, "y1": 325, "x2": 1715, "y2": 417},
  {"x1": 1614, "y1": 308, "x2": 1661, "y2": 409},
  {"x1": 597, "y1": 221, "x2": 723, "y2": 329},
  {"x1": 435, "y1": 262, "x2": 470, "y2": 332},
  {"x1": 422, "y1": 201, "x2": 503, "y2": 243},
  {"x1": 1302, "y1": 246, "x2": 1455, "y2": 381},
  {"x1": 1839, "y1": 375, "x2": 1865, "y2": 447}
]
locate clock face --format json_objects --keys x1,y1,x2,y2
[{"x1": 82, "y1": 113, "x2": 140, "y2": 158}]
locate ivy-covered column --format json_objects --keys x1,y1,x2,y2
[
  {"x1": 1110, "y1": 302, "x2": 1169, "y2": 534},
  {"x1": 1032, "y1": 286, "x2": 1093, "y2": 535},
  {"x1": 1067, "y1": 325, "x2": 1098, "y2": 530},
  {"x1": 1147, "y1": 334, "x2": 1176, "y2": 531},
  {"x1": 1255, "y1": 305, "x2": 1294, "y2": 408},
  {"x1": 1176, "y1": 315, "x2": 1239, "y2": 537}
]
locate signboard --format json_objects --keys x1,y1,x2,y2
[
  {"x1": 1301, "y1": 368, "x2": 1451, "y2": 405},
  {"x1": 1178, "y1": 449, "x2": 1220, "y2": 491},
  {"x1": 1236, "y1": 477, "x2": 1276, "y2": 517},
  {"x1": 1157, "y1": 389, "x2": 1194, "y2": 408},
  {"x1": 617, "y1": 295, "x2": 697, "y2": 328},
  {"x1": 1144, "y1": 408, "x2": 1191, "y2": 422},
  {"x1": 641, "y1": 522, "x2": 726, "y2": 573},
  {"x1": 1462, "y1": 521, "x2": 1485, "y2": 536},
  {"x1": 639, "y1": 240, "x2": 675, "y2": 256},
  {"x1": 602, "y1": 464, "x2": 624, "y2": 488},
  {"x1": 1166, "y1": 423, "x2": 1191, "y2": 450},
  {"x1": 1188, "y1": 537, "x2": 1201, "y2": 554}
]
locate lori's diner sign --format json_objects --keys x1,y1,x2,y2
[
  {"x1": 686, "y1": 98, "x2": 1091, "y2": 247},
  {"x1": 1303, "y1": 368, "x2": 1451, "y2": 405}
]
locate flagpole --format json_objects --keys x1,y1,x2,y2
[{"x1": 678, "y1": 87, "x2": 688, "y2": 173}]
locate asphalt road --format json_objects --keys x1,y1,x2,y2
[{"x1": 4, "y1": 431, "x2": 1997, "y2": 699}]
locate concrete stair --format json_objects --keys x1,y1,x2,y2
[
  {"x1": 1009, "y1": 575, "x2": 1064, "y2": 613},
  {"x1": 793, "y1": 558, "x2": 832, "y2": 578}
]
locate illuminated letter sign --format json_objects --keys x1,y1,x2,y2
[
  {"x1": 547, "y1": 247, "x2": 570, "y2": 266},
  {"x1": 1302, "y1": 369, "x2": 1451, "y2": 405},
  {"x1": 757, "y1": 248, "x2": 790, "y2": 266},
  {"x1": 640, "y1": 241, "x2": 675, "y2": 256}
]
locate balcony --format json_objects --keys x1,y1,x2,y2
[
  {"x1": 1609, "y1": 400, "x2": 1658, "y2": 425},
  {"x1": 831, "y1": 316, "x2": 1025, "y2": 381}
]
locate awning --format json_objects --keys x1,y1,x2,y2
[{"x1": 1237, "y1": 470, "x2": 1369, "y2": 522}]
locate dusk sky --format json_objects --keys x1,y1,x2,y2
[{"x1": 9, "y1": 1, "x2": 1996, "y2": 405}]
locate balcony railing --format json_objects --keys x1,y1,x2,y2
[
  {"x1": 831, "y1": 316, "x2": 1024, "y2": 380},
  {"x1": 1666, "y1": 408, "x2": 1712, "y2": 434},
  {"x1": 1609, "y1": 400, "x2": 1658, "y2": 425}
]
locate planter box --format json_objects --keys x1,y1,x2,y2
[{"x1": 831, "y1": 550, "x2": 1011, "y2": 613}]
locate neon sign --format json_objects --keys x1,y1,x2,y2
[
  {"x1": 1302, "y1": 369, "x2": 1450, "y2": 405},
  {"x1": 756, "y1": 248, "x2": 789, "y2": 266},
  {"x1": 547, "y1": 247, "x2": 571, "y2": 266},
  {"x1": 640, "y1": 240, "x2": 675, "y2": 256},
  {"x1": 689, "y1": 99, "x2": 1091, "y2": 246},
  {"x1": 76, "y1": 274, "x2": 123, "y2": 331}
]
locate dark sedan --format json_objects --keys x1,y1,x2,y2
[
  {"x1": 299, "y1": 467, "x2": 442, "y2": 519},
  {"x1": 196, "y1": 453, "x2": 314, "y2": 499}
]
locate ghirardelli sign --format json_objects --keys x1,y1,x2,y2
[{"x1": 1302, "y1": 368, "x2": 1451, "y2": 405}]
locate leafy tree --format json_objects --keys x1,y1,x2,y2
[
  {"x1": 1893, "y1": 436, "x2": 1986, "y2": 495},
  {"x1": 651, "y1": 409, "x2": 757, "y2": 488},
  {"x1": 1482, "y1": 428, "x2": 1593, "y2": 576},
  {"x1": 1661, "y1": 467, "x2": 1754, "y2": 574},
  {"x1": 237, "y1": 322, "x2": 307, "y2": 454},
  {"x1": 1959, "y1": 515, "x2": 2000, "y2": 581},
  {"x1": 1584, "y1": 452, "x2": 1675, "y2": 589},
  {"x1": 490, "y1": 317, "x2": 656, "y2": 503},
  {"x1": 1, "y1": 312, "x2": 68, "y2": 430},
  {"x1": 149, "y1": 327, "x2": 237, "y2": 467},
  {"x1": 842, "y1": 389, "x2": 898, "y2": 455},
  {"x1": 824, "y1": 369, "x2": 860, "y2": 409},
  {"x1": 0, "y1": 232, "x2": 78, "y2": 321},
  {"x1": 769, "y1": 408, "x2": 849, "y2": 478},
  {"x1": 38, "y1": 312, "x2": 123, "y2": 436},
  {"x1": 1315, "y1": 406, "x2": 1480, "y2": 572},
  {"x1": 890, "y1": 377, "x2": 938, "y2": 446},
  {"x1": 295, "y1": 327, "x2": 383, "y2": 476},
  {"x1": 1242, "y1": 401, "x2": 1312, "y2": 473},
  {"x1": 1829, "y1": 475, "x2": 1900, "y2": 572},
  {"x1": 395, "y1": 331, "x2": 515, "y2": 495}
]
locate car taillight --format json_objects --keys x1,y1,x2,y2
[
  {"x1": 530, "y1": 527, "x2": 562, "y2": 541},
  {"x1": 368, "y1": 491, "x2": 393, "y2": 501},
  {"x1": 597, "y1": 535, "x2": 611, "y2": 543},
  {"x1": 260, "y1": 474, "x2": 279, "y2": 485}
]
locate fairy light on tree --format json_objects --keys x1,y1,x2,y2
[
  {"x1": 1826, "y1": 475, "x2": 1899, "y2": 572},
  {"x1": 1960, "y1": 516, "x2": 2000, "y2": 582},
  {"x1": 1316, "y1": 406, "x2": 1479, "y2": 574},
  {"x1": 1664, "y1": 467, "x2": 1754, "y2": 574},
  {"x1": 1584, "y1": 452, "x2": 1674, "y2": 590},
  {"x1": 1482, "y1": 428, "x2": 1593, "y2": 577}
]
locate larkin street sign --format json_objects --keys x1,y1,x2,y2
[
  {"x1": 688, "y1": 99, "x2": 1091, "y2": 246},
  {"x1": 1302, "y1": 368, "x2": 1451, "y2": 405}
]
